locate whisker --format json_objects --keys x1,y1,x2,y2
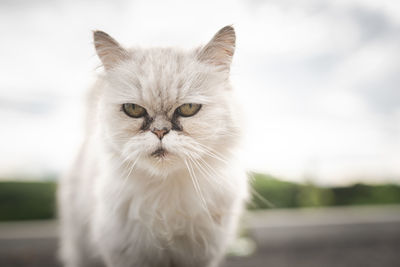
[
  {"x1": 185, "y1": 153, "x2": 246, "y2": 217},
  {"x1": 193, "y1": 142, "x2": 230, "y2": 164},
  {"x1": 196, "y1": 156, "x2": 238, "y2": 191},
  {"x1": 126, "y1": 154, "x2": 141, "y2": 178},
  {"x1": 186, "y1": 155, "x2": 223, "y2": 193},
  {"x1": 247, "y1": 173, "x2": 275, "y2": 209},
  {"x1": 184, "y1": 159, "x2": 212, "y2": 221},
  {"x1": 249, "y1": 186, "x2": 275, "y2": 209},
  {"x1": 112, "y1": 154, "x2": 141, "y2": 210},
  {"x1": 188, "y1": 155, "x2": 236, "y2": 194}
]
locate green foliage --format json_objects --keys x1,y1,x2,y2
[
  {"x1": 249, "y1": 173, "x2": 299, "y2": 209},
  {"x1": 331, "y1": 183, "x2": 400, "y2": 206},
  {"x1": 0, "y1": 181, "x2": 56, "y2": 221},
  {"x1": 296, "y1": 183, "x2": 334, "y2": 207},
  {"x1": 0, "y1": 174, "x2": 399, "y2": 221},
  {"x1": 249, "y1": 173, "x2": 400, "y2": 209}
]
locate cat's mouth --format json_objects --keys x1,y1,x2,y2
[{"x1": 151, "y1": 148, "x2": 168, "y2": 158}]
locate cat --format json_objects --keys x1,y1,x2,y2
[{"x1": 58, "y1": 25, "x2": 248, "y2": 267}]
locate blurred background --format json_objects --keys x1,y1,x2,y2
[{"x1": 0, "y1": 0, "x2": 399, "y2": 266}]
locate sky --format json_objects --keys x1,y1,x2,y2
[{"x1": 0, "y1": 0, "x2": 399, "y2": 185}]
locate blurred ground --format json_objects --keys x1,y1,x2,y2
[{"x1": 0, "y1": 205, "x2": 399, "y2": 267}]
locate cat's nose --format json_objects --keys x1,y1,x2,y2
[{"x1": 151, "y1": 127, "x2": 170, "y2": 140}]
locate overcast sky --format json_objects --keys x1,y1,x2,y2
[{"x1": 0, "y1": 0, "x2": 399, "y2": 185}]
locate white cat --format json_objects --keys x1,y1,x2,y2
[{"x1": 58, "y1": 26, "x2": 248, "y2": 267}]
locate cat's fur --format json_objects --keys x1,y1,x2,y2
[{"x1": 58, "y1": 26, "x2": 248, "y2": 267}]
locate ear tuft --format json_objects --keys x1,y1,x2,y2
[
  {"x1": 197, "y1": 25, "x2": 236, "y2": 69},
  {"x1": 93, "y1": 31, "x2": 129, "y2": 70}
]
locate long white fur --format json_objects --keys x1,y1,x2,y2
[{"x1": 58, "y1": 26, "x2": 248, "y2": 267}]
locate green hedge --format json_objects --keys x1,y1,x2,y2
[
  {"x1": 331, "y1": 183, "x2": 400, "y2": 206},
  {"x1": 0, "y1": 181, "x2": 56, "y2": 221},
  {"x1": 0, "y1": 175, "x2": 400, "y2": 221},
  {"x1": 249, "y1": 173, "x2": 400, "y2": 209}
]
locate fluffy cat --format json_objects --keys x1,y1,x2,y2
[{"x1": 58, "y1": 25, "x2": 248, "y2": 267}]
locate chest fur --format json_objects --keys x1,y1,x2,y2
[{"x1": 98, "y1": 171, "x2": 224, "y2": 242}]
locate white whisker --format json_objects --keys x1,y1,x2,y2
[
  {"x1": 196, "y1": 156, "x2": 238, "y2": 191},
  {"x1": 193, "y1": 142, "x2": 230, "y2": 164},
  {"x1": 187, "y1": 154, "x2": 230, "y2": 194},
  {"x1": 112, "y1": 155, "x2": 141, "y2": 209},
  {"x1": 184, "y1": 159, "x2": 212, "y2": 221},
  {"x1": 247, "y1": 173, "x2": 275, "y2": 208}
]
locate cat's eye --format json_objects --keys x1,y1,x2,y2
[
  {"x1": 122, "y1": 103, "x2": 146, "y2": 118},
  {"x1": 176, "y1": 103, "x2": 202, "y2": 117}
]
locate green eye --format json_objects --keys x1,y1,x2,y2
[
  {"x1": 176, "y1": 103, "x2": 202, "y2": 117},
  {"x1": 122, "y1": 103, "x2": 146, "y2": 118}
]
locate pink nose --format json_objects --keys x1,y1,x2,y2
[{"x1": 151, "y1": 128, "x2": 170, "y2": 140}]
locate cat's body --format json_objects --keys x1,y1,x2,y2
[{"x1": 58, "y1": 26, "x2": 248, "y2": 267}]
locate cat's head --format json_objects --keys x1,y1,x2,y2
[{"x1": 94, "y1": 26, "x2": 240, "y2": 177}]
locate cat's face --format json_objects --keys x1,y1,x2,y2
[{"x1": 94, "y1": 27, "x2": 239, "y2": 176}]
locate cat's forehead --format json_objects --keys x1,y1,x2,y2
[
  {"x1": 110, "y1": 47, "x2": 216, "y2": 113},
  {"x1": 133, "y1": 48, "x2": 188, "y2": 70}
]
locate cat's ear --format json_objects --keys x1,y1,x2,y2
[
  {"x1": 93, "y1": 31, "x2": 129, "y2": 70},
  {"x1": 197, "y1": 26, "x2": 236, "y2": 69}
]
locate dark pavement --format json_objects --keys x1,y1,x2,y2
[{"x1": 1, "y1": 205, "x2": 399, "y2": 267}]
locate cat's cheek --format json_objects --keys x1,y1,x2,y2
[
  {"x1": 139, "y1": 132, "x2": 162, "y2": 154},
  {"x1": 162, "y1": 134, "x2": 180, "y2": 153},
  {"x1": 180, "y1": 118, "x2": 212, "y2": 140}
]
